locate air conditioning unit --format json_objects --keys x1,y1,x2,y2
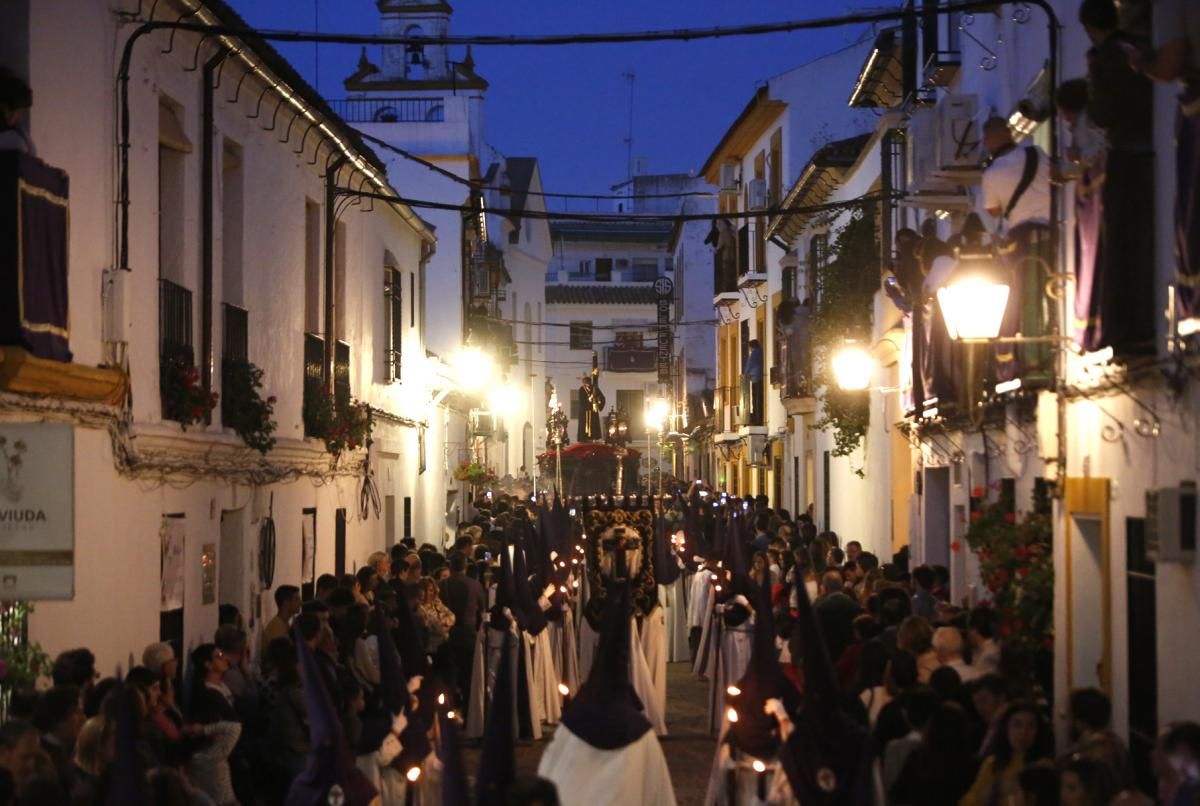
[
  {"x1": 1146, "y1": 482, "x2": 1197, "y2": 564},
  {"x1": 747, "y1": 178, "x2": 768, "y2": 211},
  {"x1": 906, "y1": 108, "x2": 946, "y2": 193},
  {"x1": 719, "y1": 162, "x2": 739, "y2": 192},
  {"x1": 936, "y1": 93, "x2": 982, "y2": 171}
]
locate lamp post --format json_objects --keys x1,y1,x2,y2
[
  {"x1": 546, "y1": 387, "x2": 568, "y2": 494},
  {"x1": 646, "y1": 396, "x2": 671, "y2": 502},
  {"x1": 605, "y1": 408, "x2": 631, "y2": 495}
]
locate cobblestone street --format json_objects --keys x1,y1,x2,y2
[{"x1": 464, "y1": 661, "x2": 714, "y2": 804}]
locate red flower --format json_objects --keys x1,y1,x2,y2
[
  {"x1": 1042, "y1": 637, "x2": 1054, "y2": 649},
  {"x1": 1004, "y1": 512, "x2": 1015, "y2": 523},
  {"x1": 978, "y1": 549, "x2": 991, "y2": 561},
  {"x1": 999, "y1": 623, "x2": 1011, "y2": 637},
  {"x1": 970, "y1": 511, "x2": 983, "y2": 522},
  {"x1": 971, "y1": 487, "x2": 984, "y2": 498},
  {"x1": 1016, "y1": 566, "x2": 1030, "y2": 578},
  {"x1": 191, "y1": 407, "x2": 202, "y2": 419},
  {"x1": 1014, "y1": 545, "x2": 1029, "y2": 558},
  {"x1": 950, "y1": 540, "x2": 962, "y2": 553}
]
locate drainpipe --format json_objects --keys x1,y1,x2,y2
[
  {"x1": 325, "y1": 157, "x2": 348, "y2": 393},
  {"x1": 201, "y1": 51, "x2": 227, "y2": 416}
]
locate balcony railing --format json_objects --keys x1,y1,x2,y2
[
  {"x1": 158, "y1": 279, "x2": 193, "y2": 365},
  {"x1": 327, "y1": 97, "x2": 445, "y2": 123},
  {"x1": 713, "y1": 385, "x2": 740, "y2": 434},
  {"x1": 220, "y1": 304, "x2": 248, "y2": 426},
  {"x1": 335, "y1": 340, "x2": 350, "y2": 412},
  {"x1": 605, "y1": 346, "x2": 656, "y2": 373},
  {"x1": 302, "y1": 333, "x2": 324, "y2": 438},
  {"x1": 466, "y1": 315, "x2": 517, "y2": 366}
]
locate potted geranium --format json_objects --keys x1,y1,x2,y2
[
  {"x1": 453, "y1": 461, "x2": 498, "y2": 487},
  {"x1": 160, "y1": 352, "x2": 218, "y2": 428},
  {"x1": 221, "y1": 359, "x2": 277, "y2": 454}
]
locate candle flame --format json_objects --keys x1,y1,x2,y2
[
  {"x1": 752, "y1": 759, "x2": 767, "y2": 773},
  {"x1": 558, "y1": 683, "x2": 570, "y2": 696},
  {"x1": 726, "y1": 685, "x2": 741, "y2": 696},
  {"x1": 406, "y1": 767, "x2": 421, "y2": 782},
  {"x1": 726, "y1": 708, "x2": 738, "y2": 723}
]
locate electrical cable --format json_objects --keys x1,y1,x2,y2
[
  {"x1": 339, "y1": 186, "x2": 896, "y2": 223},
  {"x1": 358, "y1": 132, "x2": 716, "y2": 202},
  {"x1": 124, "y1": 3, "x2": 1048, "y2": 49}
]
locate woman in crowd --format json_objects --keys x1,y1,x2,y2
[
  {"x1": 416, "y1": 576, "x2": 456, "y2": 656},
  {"x1": 960, "y1": 700, "x2": 1053, "y2": 806},
  {"x1": 185, "y1": 644, "x2": 242, "y2": 806}
]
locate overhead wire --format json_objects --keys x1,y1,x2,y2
[
  {"x1": 358, "y1": 132, "x2": 716, "y2": 202},
  {"x1": 338, "y1": 187, "x2": 895, "y2": 223}
]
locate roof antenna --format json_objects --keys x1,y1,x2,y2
[{"x1": 622, "y1": 71, "x2": 636, "y2": 186}]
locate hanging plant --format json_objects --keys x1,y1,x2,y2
[
  {"x1": 960, "y1": 492, "x2": 1054, "y2": 658},
  {"x1": 0, "y1": 602, "x2": 50, "y2": 693},
  {"x1": 809, "y1": 203, "x2": 879, "y2": 461},
  {"x1": 453, "y1": 461, "x2": 498, "y2": 486},
  {"x1": 160, "y1": 352, "x2": 218, "y2": 428},
  {"x1": 221, "y1": 359, "x2": 277, "y2": 454},
  {"x1": 303, "y1": 379, "x2": 371, "y2": 456}
]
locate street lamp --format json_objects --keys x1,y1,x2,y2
[
  {"x1": 831, "y1": 341, "x2": 875, "y2": 392},
  {"x1": 450, "y1": 346, "x2": 495, "y2": 392},
  {"x1": 936, "y1": 250, "x2": 1011, "y2": 341},
  {"x1": 488, "y1": 384, "x2": 520, "y2": 417},
  {"x1": 646, "y1": 397, "x2": 671, "y2": 433},
  {"x1": 605, "y1": 408, "x2": 631, "y2": 494}
]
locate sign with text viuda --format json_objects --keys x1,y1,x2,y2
[{"x1": 0, "y1": 423, "x2": 74, "y2": 599}]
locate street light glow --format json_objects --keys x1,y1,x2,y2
[
  {"x1": 489, "y1": 384, "x2": 520, "y2": 416},
  {"x1": 832, "y1": 343, "x2": 874, "y2": 391},
  {"x1": 938, "y1": 275, "x2": 1010, "y2": 341},
  {"x1": 450, "y1": 347, "x2": 495, "y2": 392},
  {"x1": 646, "y1": 397, "x2": 670, "y2": 432}
]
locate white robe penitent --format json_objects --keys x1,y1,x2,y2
[
  {"x1": 661, "y1": 576, "x2": 692, "y2": 663},
  {"x1": 538, "y1": 725, "x2": 677, "y2": 806},
  {"x1": 639, "y1": 605, "x2": 667, "y2": 725},
  {"x1": 697, "y1": 607, "x2": 754, "y2": 734}
]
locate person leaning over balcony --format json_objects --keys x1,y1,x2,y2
[
  {"x1": 1127, "y1": 0, "x2": 1200, "y2": 321},
  {"x1": 981, "y1": 116, "x2": 1053, "y2": 381},
  {"x1": 1079, "y1": 0, "x2": 1157, "y2": 356},
  {"x1": 742, "y1": 339, "x2": 763, "y2": 425}
]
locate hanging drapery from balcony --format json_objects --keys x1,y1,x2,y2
[
  {"x1": 1073, "y1": 149, "x2": 1105, "y2": 352},
  {"x1": 1176, "y1": 85, "x2": 1200, "y2": 320},
  {"x1": 0, "y1": 152, "x2": 71, "y2": 362}
]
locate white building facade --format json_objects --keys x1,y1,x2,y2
[{"x1": 0, "y1": 0, "x2": 448, "y2": 675}]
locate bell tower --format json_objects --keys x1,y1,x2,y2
[
  {"x1": 378, "y1": 0, "x2": 451, "y2": 82},
  {"x1": 343, "y1": 1, "x2": 487, "y2": 96}
]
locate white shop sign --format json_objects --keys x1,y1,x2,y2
[{"x1": 0, "y1": 423, "x2": 74, "y2": 599}]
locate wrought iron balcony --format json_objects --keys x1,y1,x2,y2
[
  {"x1": 327, "y1": 97, "x2": 445, "y2": 123},
  {"x1": 605, "y1": 346, "x2": 656, "y2": 373}
]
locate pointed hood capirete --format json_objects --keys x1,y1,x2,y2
[
  {"x1": 653, "y1": 505, "x2": 681, "y2": 587},
  {"x1": 104, "y1": 681, "x2": 146, "y2": 806},
  {"x1": 287, "y1": 623, "x2": 379, "y2": 806},
  {"x1": 559, "y1": 575, "x2": 652, "y2": 750},
  {"x1": 725, "y1": 577, "x2": 796, "y2": 760},
  {"x1": 777, "y1": 573, "x2": 877, "y2": 805},
  {"x1": 439, "y1": 710, "x2": 470, "y2": 806},
  {"x1": 475, "y1": 631, "x2": 516, "y2": 805}
]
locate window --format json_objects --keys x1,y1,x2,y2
[
  {"x1": 783, "y1": 264, "x2": 797, "y2": 301},
  {"x1": 631, "y1": 259, "x2": 658, "y2": 282},
  {"x1": 304, "y1": 200, "x2": 321, "y2": 333},
  {"x1": 409, "y1": 273, "x2": 415, "y2": 328},
  {"x1": 569, "y1": 321, "x2": 593, "y2": 350},
  {"x1": 616, "y1": 389, "x2": 645, "y2": 434},
  {"x1": 384, "y1": 262, "x2": 402, "y2": 382},
  {"x1": 569, "y1": 389, "x2": 581, "y2": 420},
  {"x1": 334, "y1": 221, "x2": 347, "y2": 340},
  {"x1": 664, "y1": 256, "x2": 675, "y2": 273},
  {"x1": 594, "y1": 258, "x2": 613, "y2": 282},
  {"x1": 221, "y1": 140, "x2": 243, "y2": 306},
  {"x1": 158, "y1": 98, "x2": 190, "y2": 285},
  {"x1": 769, "y1": 129, "x2": 783, "y2": 207}
]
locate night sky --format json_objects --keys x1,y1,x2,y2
[{"x1": 229, "y1": 0, "x2": 872, "y2": 205}]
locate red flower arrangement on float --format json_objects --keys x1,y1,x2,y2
[{"x1": 961, "y1": 486, "x2": 1054, "y2": 656}]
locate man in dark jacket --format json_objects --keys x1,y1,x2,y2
[
  {"x1": 440, "y1": 551, "x2": 487, "y2": 708},
  {"x1": 814, "y1": 570, "x2": 862, "y2": 663}
]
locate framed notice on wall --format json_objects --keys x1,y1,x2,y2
[
  {"x1": 160, "y1": 515, "x2": 185, "y2": 611},
  {"x1": 301, "y1": 508, "x2": 316, "y2": 600},
  {"x1": 0, "y1": 423, "x2": 74, "y2": 599}
]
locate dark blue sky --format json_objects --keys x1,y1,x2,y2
[{"x1": 230, "y1": 1, "x2": 872, "y2": 203}]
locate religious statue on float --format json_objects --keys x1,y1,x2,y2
[{"x1": 576, "y1": 351, "x2": 606, "y2": 444}]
